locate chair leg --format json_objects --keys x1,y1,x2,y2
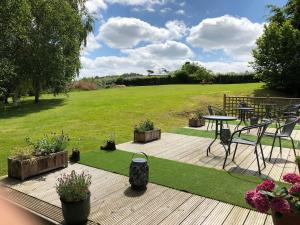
[
  {"x1": 290, "y1": 137, "x2": 297, "y2": 158},
  {"x1": 279, "y1": 137, "x2": 282, "y2": 155},
  {"x1": 255, "y1": 146, "x2": 261, "y2": 175},
  {"x1": 223, "y1": 145, "x2": 231, "y2": 169},
  {"x1": 207, "y1": 121, "x2": 210, "y2": 130},
  {"x1": 269, "y1": 136, "x2": 276, "y2": 161},
  {"x1": 260, "y1": 143, "x2": 266, "y2": 168},
  {"x1": 232, "y1": 143, "x2": 238, "y2": 161}
]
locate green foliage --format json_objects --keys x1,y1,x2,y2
[
  {"x1": 26, "y1": 131, "x2": 69, "y2": 155},
  {"x1": 173, "y1": 70, "x2": 189, "y2": 83},
  {"x1": 296, "y1": 156, "x2": 300, "y2": 164},
  {"x1": 10, "y1": 146, "x2": 34, "y2": 160},
  {"x1": 190, "y1": 111, "x2": 204, "y2": 120},
  {"x1": 0, "y1": 0, "x2": 94, "y2": 103},
  {"x1": 135, "y1": 119, "x2": 155, "y2": 132},
  {"x1": 56, "y1": 170, "x2": 91, "y2": 202},
  {"x1": 252, "y1": 0, "x2": 300, "y2": 96}
]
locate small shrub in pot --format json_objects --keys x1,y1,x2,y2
[
  {"x1": 189, "y1": 111, "x2": 205, "y2": 127},
  {"x1": 134, "y1": 119, "x2": 161, "y2": 143},
  {"x1": 56, "y1": 170, "x2": 91, "y2": 225}
]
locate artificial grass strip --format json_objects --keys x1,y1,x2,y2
[
  {"x1": 80, "y1": 150, "x2": 267, "y2": 209},
  {"x1": 173, "y1": 128, "x2": 300, "y2": 150}
]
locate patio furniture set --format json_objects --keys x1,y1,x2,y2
[{"x1": 204, "y1": 103, "x2": 300, "y2": 174}]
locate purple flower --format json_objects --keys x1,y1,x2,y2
[
  {"x1": 283, "y1": 173, "x2": 300, "y2": 184},
  {"x1": 289, "y1": 183, "x2": 300, "y2": 195},
  {"x1": 270, "y1": 198, "x2": 291, "y2": 214},
  {"x1": 252, "y1": 192, "x2": 270, "y2": 213},
  {"x1": 245, "y1": 189, "x2": 257, "y2": 208},
  {"x1": 256, "y1": 180, "x2": 275, "y2": 192}
]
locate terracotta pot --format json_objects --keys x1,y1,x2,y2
[{"x1": 272, "y1": 211, "x2": 300, "y2": 225}]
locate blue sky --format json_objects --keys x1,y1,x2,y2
[{"x1": 80, "y1": 0, "x2": 287, "y2": 77}]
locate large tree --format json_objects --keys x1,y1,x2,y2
[
  {"x1": 25, "y1": 0, "x2": 93, "y2": 102},
  {"x1": 0, "y1": 0, "x2": 93, "y2": 103},
  {"x1": 252, "y1": 0, "x2": 300, "y2": 96},
  {"x1": 0, "y1": 0, "x2": 32, "y2": 104}
]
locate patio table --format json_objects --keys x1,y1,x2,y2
[
  {"x1": 202, "y1": 115, "x2": 237, "y2": 156},
  {"x1": 235, "y1": 107, "x2": 254, "y2": 130}
]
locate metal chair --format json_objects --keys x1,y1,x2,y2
[
  {"x1": 222, "y1": 120, "x2": 271, "y2": 174},
  {"x1": 207, "y1": 106, "x2": 228, "y2": 130},
  {"x1": 264, "y1": 116, "x2": 298, "y2": 161}
]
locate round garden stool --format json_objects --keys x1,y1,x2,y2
[{"x1": 129, "y1": 152, "x2": 149, "y2": 191}]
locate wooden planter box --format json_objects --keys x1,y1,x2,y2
[
  {"x1": 188, "y1": 118, "x2": 205, "y2": 127},
  {"x1": 8, "y1": 151, "x2": 68, "y2": 180},
  {"x1": 134, "y1": 129, "x2": 161, "y2": 143}
]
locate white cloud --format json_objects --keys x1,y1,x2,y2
[
  {"x1": 175, "y1": 9, "x2": 185, "y2": 15},
  {"x1": 80, "y1": 41, "x2": 193, "y2": 76},
  {"x1": 160, "y1": 7, "x2": 171, "y2": 13},
  {"x1": 187, "y1": 15, "x2": 264, "y2": 61},
  {"x1": 85, "y1": 0, "x2": 107, "y2": 13},
  {"x1": 200, "y1": 61, "x2": 252, "y2": 73},
  {"x1": 99, "y1": 17, "x2": 188, "y2": 48},
  {"x1": 81, "y1": 33, "x2": 102, "y2": 55},
  {"x1": 123, "y1": 41, "x2": 193, "y2": 59},
  {"x1": 179, "y1": 1, "x2": 185, "y2": 7}
]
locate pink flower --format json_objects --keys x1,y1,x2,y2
[
  {"x1": 252, "y1": 192, "x2": 270, "y2": 213},
  {"x1": 245, "y1": 189, "x2": 257, "y2": 208},
  {"x1": 283, "y1": 173, "x2": 300, "y2": 184},
  {"x1": 256, "y1": 180, "x2": 275, "y2": 192},
  {"x1": 289, "y1": 183, "x2": 300, "y2": 195},
  {"x1": 270, "y1": 198, "x2": 291, "y2": 214}
]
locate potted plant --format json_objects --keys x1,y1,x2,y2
[
  {"x1": 296, "y1": 157, "x2": 300, "y2": 173},
  {"x1": 56, "y1": 170, "x2": 91, "y2": 225},
  {"x1": 245, "y1": 173, "x2": 300, "y2": 225},
  {"x1": 70, "y1": 139, "x2": 80, "y2": 163},
  {"x1": 8, "y1": 131, "x2": 69, "y2": 180},
  {"x1": 70, "y1": 148, "x2": 80, "y2": 162},
  {"x1": 101, "y1": 133, "x2": 116, "y2": 151},
  {"x1": 189, "y1": 111, "x2": 205, "y2": 127},
  {"x1": 134, "y1": 119, "x2": 161, "y2": 143}
]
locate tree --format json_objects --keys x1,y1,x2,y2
[
  {"x1": 252, "y1": 0, "x2": 300, "y2": 96},
  {"x1": 24, "y1": 0, "x2": 94, "y2": 102},
  {"x1": 147, "y1": 70, "x2": 154, "y2": 76},
  {"x1": 0, "y1": 0, "x2": 94, "y2": 103},
  {"x1": 0, "y1": 0, "x2": 32, "y2": 104}
]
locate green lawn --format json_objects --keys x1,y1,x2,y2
[
  {"x1": 0, "y1": 83, "x2": 265, "y2": 175},
  {"x1": 79, "y1": 150, "x2": 286, "y2": 209}
]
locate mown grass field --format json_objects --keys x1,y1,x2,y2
[{"x1": 0, "y1": 83, "x2": 267, "y2": 175}]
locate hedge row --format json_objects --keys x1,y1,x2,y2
[{"x1": 114, "y1": 74, "x2": 259, "y2": 86}]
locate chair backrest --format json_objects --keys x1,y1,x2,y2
[
  {"x1": 208, "y1": 106, "x2": 226, "y2": 116},
  {"x1": 256, "y1": 120, "x2": 271, "y2": 144},
  {"x1": 280, "y1": 116, "x2": 298, "y2": 137},
  {"x1": 239, "y1": 101, "x2": 247, "y2": 107},
  {"x1": 208, "y1": 106, "x2": 214, "y2": 115}
]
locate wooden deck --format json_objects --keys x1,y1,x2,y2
[
  {"x1": 118, "y1": 132, "x2": 299, "y2": 182},
  {"x1": 1, "y1": 164, "x2": 272, "y2": 225}
]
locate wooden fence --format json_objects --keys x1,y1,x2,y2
[{"x1": 223, "y1": 94, "x2": 300, "y2": 118}]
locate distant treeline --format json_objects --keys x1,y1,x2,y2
[{"x1": 72, "y1": 62, "x2": 260, "y2": 90}]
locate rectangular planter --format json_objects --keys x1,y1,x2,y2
[
  {"x1": 188, "y1": 118, "x2": 205, "y2": 127},
  {"x1": 8, "y1": 151, "x2": 68, "y2": 180},
  {"x1": 134, "y1": 129, "x2": 161, "y2": 143}
]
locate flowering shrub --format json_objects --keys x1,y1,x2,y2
[
  {"x1": 56, "y1": 170, "x2": 91, "y2": 202},
  {"x1": 245, "y1": 173, "x2": 300, "y2": 216}
]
